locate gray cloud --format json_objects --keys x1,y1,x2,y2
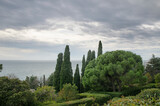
[{"x1": 0, "y1": 0, "x2": 160, "y2": 60}]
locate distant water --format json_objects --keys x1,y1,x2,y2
[{"x1": 0, "y1": 60, "x2": 81, "y2": 80}]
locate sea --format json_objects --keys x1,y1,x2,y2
[{"x1": 0, "y1": 60, "x2": 81, "y2": 80}]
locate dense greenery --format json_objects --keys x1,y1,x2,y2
[
  {"x1": 81, "y1": 55, "x2": 86, "y2": 77},
  {"x1": 145, "y1": 55, "x2": 160, "y2": 81},
  {"x1": 60, "y1": 45, "x2": 73, "y2": 89},
  {"x1": 53, "y1": 53, "x2": 63, "y2": 92},
  {"x1": 25, "y1": 75, "x2": 39, "y2": 89},
  {"x1": 57, "y1": 83, "x2": 79, "y2": 102},
  {"x1": 0, "y1": 77, "x2": 37, "y2": 106},
  {"x1": 97, "y1": 40, "x2": 102, "y2": 57},
  {"x1": 82, "y1": 50, "x2": 146, "y2": 92},
  {"x1": 91, "y1": 50, "x2": 96, "y2": 60},
  {"x1": 85, "y1": 50, "x2": 92, "y2": 66},
  {"x1": 74, "y1": 64, "x2": 80, "y2": 92},
  {"x1": 35, "y1": 86, "x2": 56, "y2": 102},
  {"x1": 155, "y1": 73, "x2": 160, "y2": 88}
]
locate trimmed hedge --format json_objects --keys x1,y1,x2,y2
[
  {"x1": 79, "y1": 93, "x2": 111, "y2": 105},
  {"x1": 58, "y1": 97, "x2": 94, "y2": 106}
]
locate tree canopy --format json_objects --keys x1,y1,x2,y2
[
  {"x1": 82, "y1": 50, "x2": 146, "y2": 92},
  {"x1": 74, "y1": 64, "x2": 80, "y2": 92}
]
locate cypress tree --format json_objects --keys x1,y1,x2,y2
[
  {"x1": 91, "y1": 50, "x2": 95, "y2": 60},
  {"x1": 43, "y1": 75, "x2": 46, "y2": 86},
  {"x1": 81, "y1": 55, "x2": 85, "y2": 77},
  {"x1": 60, "y1": 45, "x2": 72, "y2": 89},
  {"x1": 74, "y1": 64, "x2": 80, "y2": 92},
  {"x1": 86, "y1": 50, "x2": 92, "y2": 66},
  {"x1": 97, "y1": 40, "x2": 103, "y2": 57},
  {"x1": 53, "y1": 53, "x2": 63, "y2": 92}
]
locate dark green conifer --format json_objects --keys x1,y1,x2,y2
[
  {"x1": 60, "y1": 45, "x2": 72, "y2": 89},
  {"x1": 81, "y1": 55, "x2": 85, "y2": 77},
  {"x1": 53, "y1": 53, "x2": 63, "y2": 92},
  {"x1": 97, "y1": 40, "x2": 103, "y2": 57},
  {"x1": 74, "y1": 64, "x2": 80, "y2": 92},
  {"x1": 91, "y1": 50, "x2": 95, "y2": 60},
  {"x1": 86, "y1": 50, "x2": 92, "y2": 66}
]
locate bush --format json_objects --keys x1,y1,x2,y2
[
  {"x1": 122, "y1": 86, "x2": 142, "y2": 96},
  {"x1": 35, "y1": 86, "x2": 56, "y2": 102},
  {"x1": 79, "y1": 93, "x2": 111, "y2": 105},
  {"x1": 57, "y1": 83, "x2": 79, "y2": 102},
  {"x1": 137, "y1": 88, "x2": 160, "y2": 100},
  {"x1": 0, "y1": 76, "x2": 37, "y2": 106},
  {"x1": 107, "y1": 96, "x2": 154, "y2": 106},
  {"x1": 155, "y1": 73, "x2": 160, "y2": 88},
  {"x1": 58, "y1": 97, "x2": 94, "y2": 106}
]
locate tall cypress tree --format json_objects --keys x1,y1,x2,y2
[
  {"x1": 53, "y1": 53, "x2": 63, "y2": 92},
  {"x1": 74, "y1": 64, "x2": 80, "y2": 92},
  {"x1": 97, "y1": 40, "x2": 102, "y2": 57},
  {"x1": 86, "y1": 50, "x2": 92, "y2": 66},
  {"x1": 81, "y1": 55, "x2": 85, "y2": 77},
  {"x1": 91, "y1": 50, "x2": 95, "y2": 60},
  {"x1": 60, "y1": 45, "x2": 72, "y2": 89}
]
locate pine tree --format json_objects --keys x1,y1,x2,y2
[
  {"x1": 91, "y1": 50, "x2": 95, "y2": 60},
  {"x1": 74, "y1": 64, "x2": 80, "y2": 92},
  {"x1": 60, "y1": 45, "x2": 72, "y2": 89},
  {"x1": 81, "y1": 55, "x2": 85, "y2": 77},
  {"x1": 86, "y1": 50, "x2": 92, "y2": 66},
  {"x1": 97, "y1": 40, "x2": 103, "y2": 57},
  {"x1": 53, "y1": 53, "x2": 63, "y2": 92}
]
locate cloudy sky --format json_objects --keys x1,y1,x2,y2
[{"x1": 0, "y1": 0, "x2": 160, "y2": 60}]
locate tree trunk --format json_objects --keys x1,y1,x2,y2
[
  {"x1": 111, "y1": 78, "x2": 116, "y2": 92},
  {"x1": 117, "y1": 80, "x2": 121, "y2": 92}
]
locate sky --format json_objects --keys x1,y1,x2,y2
[{"x1": 0, "y1": 0, "x2": 160, "y2": 60}]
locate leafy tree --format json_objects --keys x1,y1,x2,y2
[
  {"x1": 35, "y1": 86, "x2": 56, "y2": 102},
  {"x1": 145, "y1": 72, "x2": 152, "y2": 83},
  {"x1": 0, "y1": 77, "x2": 37, "y2": 106},
  {"x1": 74, "y1": 64, "x2": 80, "y2": 92},
  {"x1": 145, "y1": 55, "x2": 160, "y2": 81},
  {"x1": 53, "y1": 53, "x2": 63, "y2": 92},
  {"x1": 60, "y1": 45, "x2": 72, "y2": 89},
  {"x1": 57, "y1": 83, "x2": 79, "y2": 102},
  {"x1": 86, "y1": 50, "x2": 92, "y2": 66},
  {"x1": 25, "y1": 75, "x2": 39, "y2": 89},
  {"x1": 83, "y1": 50, "x2": 146, "y2": 92},
  {"x1": 155, "y1": 73, "x2": 160, "y2": 88},
  {"x1": 91, "y1": 50, "x2": 96, "y2": 60},
  {"x1": 97, "y1": 40, "x2": 102, "y2": 57},
  {"x1": 81, "y1": 55, "x2": 86, "y2": 77}
]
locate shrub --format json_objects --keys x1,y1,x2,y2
[
  {"x1": 122, "y1": 86, "x2": 142, "y2": 96},
  {"x1": 79, "y1": 93, "x2": 111, "y2": 105},
  {"x1": 57, "y1": 83, "x2": 79, "y2": 102},
  {"x1": 137, "y1": 88, "x2": 160, "y2": 100},
  {"x1": 0, "y1": 76, "x2": 37, "y2": 106},
  {"x1": 155, "y1": 73, "x2": 160, "y2": 88},
  {"x1": 107, "y1": 96, "x2": 153, "y2": 106},
  {"x1": 35, "y1": 86, "x2": 56, "y2": 102}
]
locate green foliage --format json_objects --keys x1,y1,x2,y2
[
  {"x1": 83, "y1": 50, "x2": 146, "y2": 92},
  {"x1": 25, "y1": 75, "x2": 39, "y2": 89},
  {"x1": 60, "y1": 45, "x2": 72, "y2": 89},
  {"x1": 0, "y1": 64, "x2": 2, "y2": 70},
  {"x1": 58, "y1": 97, "x2": 94, "y2": 106},
  {"x1": 137, "y1": 88, "x2": 160, "y2": 100},
  {"x1": 47, "y1": 72, "x2": 54, "y2": 86},
  {"x1": 97, "y1": 40, "x2": 102, "y2": 57},
  {"x1": 53, "y1": 53, "x2": 63, "y2": 92},
  {"x1": 79, "y1": 93, "x2": 111, "y2": 105},
  {"x1": 0, "y1": 76, "x2": 37, "y2": 106},
  {"x1": 145, "y1": 72, "x2": 153, "y2": 83},
  {"x1": 35, "y1": 86, "x2": 56, "y2": 102},
  {"x1": 106, "y1": 96, "x2": 160, "y2": 106},
  {"x1": 81, "y1": 55, "x2": 86, "y2": 77},
  {"x1": 91, "y1": 50, "x2": 96, "y2": 60},
  {"x1": 122, "y1": 86, "x2": 142, "y2": 96},
  {"x1": 145, "y1": 55, "x2": 160, "y2": 81},
  {"x1": 74, "y1": 64, "x2": 80, "y2": 92},
  {"x1": 86, "y1": 50, "x2": 92, "y2": 66},
  {"x1": 57, "y1": 83, "x2": 79, "y2": 102},
  {"x1": 155, "y1": 73, "x2": 160, "y2": 88}
]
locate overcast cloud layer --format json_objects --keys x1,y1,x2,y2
[{"x1": 0, "y1": 0, "x2": 160, "y2": 60}]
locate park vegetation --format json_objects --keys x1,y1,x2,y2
[{"x1": 0, "y1": 41, "x2": 160, "y2": 105}]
